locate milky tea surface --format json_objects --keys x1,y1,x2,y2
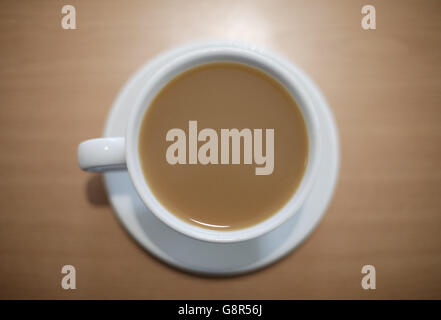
[{"x1": 139, "y1": 62, "x2": 308, "y2": 230}]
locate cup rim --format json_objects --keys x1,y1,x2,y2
[{"x1": 125, "y1": 45, "x2": 322, "y2": 243}]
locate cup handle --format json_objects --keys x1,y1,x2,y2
[{"x1": 77, "y1": 137, "x2": 126, "y2": 172}]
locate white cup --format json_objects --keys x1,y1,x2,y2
[{"x1": 78, "y1": 45, "x2": 321, "y2": 243}]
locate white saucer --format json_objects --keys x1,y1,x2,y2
[{"x1": 102, "y1": 42, "x2": 340, "y2": 276}]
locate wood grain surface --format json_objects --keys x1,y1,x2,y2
[{"x1": 0, "y1": 0, "x2": 440, "y2": 299}]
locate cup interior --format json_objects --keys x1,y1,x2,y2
[{"x1": 126, "y1": 46, "x2": 321, "y2": 243}]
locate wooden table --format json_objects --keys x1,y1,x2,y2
[{"x1": 1, "y1": 0, "x2": 440, "y2": 299}]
